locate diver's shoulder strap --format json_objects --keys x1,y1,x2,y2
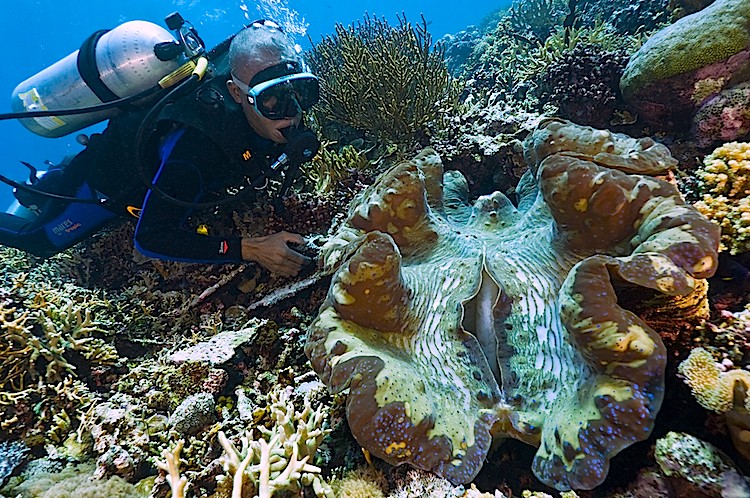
[{"x1": 156, "y1": 74, "x2": 275, "y2": 170}]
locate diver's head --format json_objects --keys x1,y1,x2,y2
[{"x1": 227, "y1": 20, "x2": 319, "y2": 144}]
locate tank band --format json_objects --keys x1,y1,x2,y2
[{"x1": 77, "y1": 29, "x2": 120, "y2": 103}]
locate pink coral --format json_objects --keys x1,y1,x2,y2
[{"x1": 693, "y1": 83, "x2": 750, "y2": 147}]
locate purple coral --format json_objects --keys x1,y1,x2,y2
[
  {"x1": 537, "y1": 45, "x2": 629, "y2": 128},
  {"x1": 693, "y1": 82, "x2": 750, "y2": 147}
]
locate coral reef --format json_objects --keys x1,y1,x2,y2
[
  {"x1": 693, "y1": 141, "x2": 750, "y2": 254},
  {"x1": 213, "y1": 388, "x2": 332, "y2": 498},
  {"x1": 0, "y1": 441, "x2": 28, "y2": 488},
  {"x1": 1, "y1": 462, "x2": 150, "y2": 498},
  {"x1": 302, "y1": 143, "x2": 372, "y2": 194},
  {"x1": 694, "y1": 83, "x2": 750, "y2": 148},
  {"x1": 305, "y1": 119, "x2": 719, "y2": 490},
  {"x1": 330, "y1": 465, "x2": 387, "y2": 497},
  {"x1": 678, "y1": 347, "x2": 750, "y2": 413},
  {"x1": 506, "y1": 0, "x2": 568, "y2": 41},
  {"x1": 306, "y1": 14, "x2": 460, "y2": 146},
  {"x1": 655, "y1": 431, "x2": 748, "y2": 497},
  {"x1": 536, "y1": 44, "x2": 629, "y2": 128},
  {"x1": 156, "y1": 440, "x2": 189, "y2": 498},
  {"x1": 620, "y1": 0, "x2": 750, "y2": 145}
]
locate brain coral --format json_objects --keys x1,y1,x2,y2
[
  {"x1": 305, "y1": 118, "x2": 720, "y2": 490},
  {"x1": 619, "y1": 0, "x2": 750, "y2": 134}
]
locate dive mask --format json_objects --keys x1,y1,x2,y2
[{"x1": 231, "y1": 62, "x2": 320, "y2": 120}]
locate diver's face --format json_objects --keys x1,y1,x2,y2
[{"x1": 227, "y1": 55, "x2": 301, "y2": 144}]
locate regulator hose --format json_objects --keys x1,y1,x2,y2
[{"x1": 0, "y1": 84, "x2": 164, "y2": 121}]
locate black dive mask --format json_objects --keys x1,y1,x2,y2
[{"x1": 232, "y1": 62, "x2": 320, "y2": 120}]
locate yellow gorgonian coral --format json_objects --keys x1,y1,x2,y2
[
  {"x1": 678, "y1": 347, "x2": 750, "y2": 413},
  {"x1": 694, "y1": 142, "x2": 750, "y2": 254}
]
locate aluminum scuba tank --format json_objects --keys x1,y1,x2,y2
[{"x1": 10, "y1": 20, "x2": 182, "y2": 138}]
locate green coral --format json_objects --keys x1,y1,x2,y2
[
  {"x1": 620, "y1": 0, "x2": 750, "y2": 98},
  {"x1": 694, "y1": 142, "x2": 750, "y2": 254},
  {"x1": 307, "y1": 14, "x2": 460, "y2": 145},
  {"x1": 303, "y1": 143, "x2": 371, "y2": 193}
]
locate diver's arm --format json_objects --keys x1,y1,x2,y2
[{"x1": 134, "y1": 127, "x2": 310, "y2": 272}]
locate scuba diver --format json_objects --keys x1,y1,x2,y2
[{"x1": 0, "y1": 15, "x2": 321, "y2": 277}]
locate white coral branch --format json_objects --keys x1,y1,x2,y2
[{"x1": 156, "y1": 440, "x2": 189, "y2": 498}]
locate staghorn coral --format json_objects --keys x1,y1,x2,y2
[
  {"x1": 694, "y1": 141, "x2": 750, "y2": 254},
  {"x1": 307, "y1": 14, "x2": 459, "y2": 146},
  {"x1": 0, "y1": 250, "x2": 123, "y2": 448},
  {"x1": 0, "y1": 377, "x2": 96, "y2": 448},
  {"x1": 156, "y1": 440, "x2": 189, "y2": 498},
  {"x1": 305, "y1": 119, "x2": 720, "y2": 490},
  {"x1": 0, "y1": 276, "x2": 117, "y2": 392},
  {"x1": 213, "y1": 388, "x2": 332, "y2": 497}
]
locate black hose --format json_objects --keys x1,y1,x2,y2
[
  {"x1": 0, "y1": 84, "x2": 164, "y2": 121},
  {"x1": 0, "y1": 172, "x2": 107, "y2": 205}
]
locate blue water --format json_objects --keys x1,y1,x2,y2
[{"x1": 0, "y1": 0, "x2": 502, "y2": 208}]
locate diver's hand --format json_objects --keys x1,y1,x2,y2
[{"x1": 241, "y1": 231, "x2": 311, "y2": 277}]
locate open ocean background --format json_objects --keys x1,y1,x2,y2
[{"x1": 0, "y1": 0, "x2": 504, "y2": 209}]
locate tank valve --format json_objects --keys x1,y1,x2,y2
[{"x1": 165, "y1": 12, "x2": 205, "y2": 58}]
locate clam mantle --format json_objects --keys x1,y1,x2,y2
[{"x1": 304, "y1": 119, "x2": 720, "y2": 490}]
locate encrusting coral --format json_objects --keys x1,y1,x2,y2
[
  {"x1": 305, "y1": 118, "x2": 720, "y2": 491},
  {"x1": 694, "y1": 141, "x2": 750, "y2": 254}
]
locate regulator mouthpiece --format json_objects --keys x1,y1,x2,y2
[{"x1": 282, "y1": 125, "x2": 320, "y2": 166}]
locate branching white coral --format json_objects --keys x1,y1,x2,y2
[
  {"x1": 216, "y1": 389, "x2": 333, "y2": 498},
  {"x1": 156, "y1": 439, "x2": 190, "y2": 498}
]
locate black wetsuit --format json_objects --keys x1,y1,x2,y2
[
  {"x1": 0, "y1": 74, "x2": 284, "y2": 261},
  {"x1": 135, "y1": 125, "x2": 279, "y2": 262}
]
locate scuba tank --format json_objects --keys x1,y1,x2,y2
[{"x1": 10, "y1": 20, "x2": 183, "y2": 138}]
